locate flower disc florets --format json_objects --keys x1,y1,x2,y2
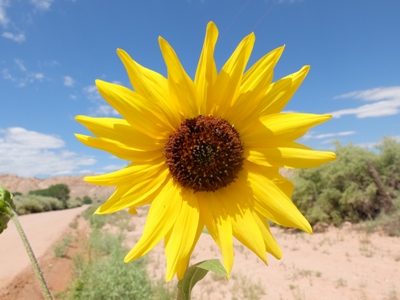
[{"x1": 165, "y1": 115, "x2": 244, "y2": 192}]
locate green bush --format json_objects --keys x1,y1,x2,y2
[
  {"x1": 291, "y1": 138, "x2": 400, "y2": 226},
  {"x1": 29, "y1": 183, "x2": 70, "y2": 205},
  {"x1": 83, "y1": 196, "x2": 93, "y2": 204},
  {"x1": 67, "y1": 199, "x2": 83, "y2": 209},
  {"x1": 67, "y1": 230, "x2": 154, "y2": 300},
  {"x1": 14, "y1": 195, "x2": 63, "y2": 215}
]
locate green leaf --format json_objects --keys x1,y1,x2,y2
[
  {"x1": 0, "y1": 185, "x2": 15, "y2": 234},
  {"x1": 177, "y1": 259, "x2": 227, "y2": 300}
]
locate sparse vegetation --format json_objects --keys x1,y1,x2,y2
[
  {"x1": 291, "y1": 137, "x2": 400, "y2": 234},
  {"x1": 13, "y1": 194, "x2": 64, "y2": 214},
  {"x1": 53, "y1": 234, "x2": 73, "y2": 258},
  {"x1": 62, "y1": 206, "x2": 175, "y2": 300}
]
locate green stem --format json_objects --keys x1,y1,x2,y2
[{"x1": 11, "y1": 210, "x2": 53, "y2": 300}]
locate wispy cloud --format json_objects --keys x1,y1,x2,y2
[
  {"x1": 90, "y1": 104, "x2": 119, "y2": 117},
  {"x1": 14, "y1": 59, "x2": 27, "y2": 71},
  {"x1": 303, "y1": 131, "x2": 356, "y2": 140},
  {"x1": 30, "y1": 0, "x2": 53, "y2": 11},
  {"x1": 1, "y1": 59, "x2": 44, "y2": 86},
  {"x1": 0, "y1": 0, "x2": 9, "y2": 27},
  {"x1": 2, "y1": 32, "x2": 25, "y2": 42},
  {"x1": 64, "y1": 76, "x2": 75, "y2": 87},
  {"x1": 0, "y1": 127, "x2": 96, "y2": 177},
  {"x1": 83, "y1": 85, "x2": 101, "y2": 100},
  {"x1": 331, "y1": 86, "x2": 400, "y2": 118},
  {"x1": 102, "y1": 164, "x2": 126, "y2": 171}
]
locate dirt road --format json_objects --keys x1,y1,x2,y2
[{"x1": 0, "y1": 206, "x2": 88, "y2": 290}]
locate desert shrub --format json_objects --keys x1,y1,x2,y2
[
  {"x1": 29, "y1": 183, "x2": 70, "y2": 206},
  {"x1": 53, "y1": 234, "x2": 73, "y2": 258},
  {"x1": 67, "y1": 230, "x2": 154, "y2": 300},
  {"x1": 291, "y1": 138, "x2": 400, "y2": 226},
  {"x1": 13, "y1": 195, "x2": 63, "y2": 215},
  {"x1": 67, "y1": 199, "x2": 83, "y2": 209},
  {"x1": 82, "y1": 196, "x2": 93, "y2": 204}
]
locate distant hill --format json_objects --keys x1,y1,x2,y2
[{"x1": 0, "y1": 174, "x2": 115, "y2": 201}]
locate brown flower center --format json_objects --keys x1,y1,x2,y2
[{"x1": 165, "y1": 115, "x2": 244, "y2": 192}]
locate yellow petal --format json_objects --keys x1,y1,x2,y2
[
  {"x1": 198, "y1": 192, "x2": 234, "y2": 276},
  {"x1": 252, "y1": 211, "x2": 282, "y2": 259},
  {"x1": 75, "y1": 115, "x2": 165, "y2": 151},
  {"x1": 194, "y1": 21, "x2": 218, "y2": 115},
  {"x1": 243, "y1": 160, "x2": 294, "y2": 199},
  {"x1": 246, "y1": 147, "x2": 337, "y2": 168},
  {"x1": 96, "y1": 168, "x2": 170, "y2": 214},
  {"x1": 220, "y1": 184, "x2": 267, "y2": 264},
  {"x1": 124, "y1": 179, "x2": 182, "y2": 261},
  {"x1": 164, "y1": 190, "x2": 202, "y2": 281},
  {"x1": 210, "y1": 32, "x2": 255, "y2": 117},
  {"x1": 261, "y1": 65, "x2": 310, "y2": 115},
  {"x1": 246, "y1": 167, "x2": 312, "y2": 234},
  {"x1": 117, "y1": 49, "x2": 182, "y2": 127},
  {"x1": 96, "y1": 80, "x2": 173, "y2": 139},
  {"x1": 74, "y1": 134, "x2": 162, "y2": 161},
  {"x1": 159, "y1": 37, "x2": 200, "y2": 118},
  {"x1": 128, "y1": 206, "x2": 138, "y2": 215},
  {"x1": 227, "y1": 46, "x2": 284, "y2": 125},
  {"x1": 84, "y1": 157, "x2": 165, "y2": 186},
  {"x1": 241, "y1": 113, "x2": 332, "y2": 144}
]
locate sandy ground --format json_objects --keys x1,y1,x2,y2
[
  {"x1": 0, "y1": 206, "x2": 88, "y2": 291},
  {"x1": 127, "y1": 207, "x2": 400, "y2": 300},
  {"x1": 1, "y1": 205, "x2": 400, "y2": 299}
]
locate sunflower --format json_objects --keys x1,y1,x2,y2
[{"x1": 75, "y1": 22, "x2": 336, "y2": 281}]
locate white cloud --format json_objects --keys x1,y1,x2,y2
[
  {"x1": 331, "y1": 86, "x2": 400, "y2": 118},
  {"x1": 2, "y1": 32, "x2": 26, "y2": 42},
  {"x1": 69, "y1": 94, "x2": 77, "y2": 100},
  {"x1": 34, "y1": 73, "x2": 44, "y2": 80},
  {"x1": 90, "y1": 104, "x2": 119, "y2": 117},
  {"x1": 302, "y1": 131, "x2": 356, "y2": 140},
  {"x1": 0, "y1": 127, "x2": 96, "y2": 177},
  {"x1": 102, "y1": 164, "x2": 126, "y2": 171},
  {"x1": 14, "y1": 59, "x2": 26, "y2": 71},
  {"x1": 30, "y1": 0, "x2": 53, "y2": 10},
  {"x1": 2, "y1": 60, "x2": 44, "y2": 86},
  {"x1": 83, "y1": 85, "x2": 101, "y2": 100},
  {"x1": 64, "y1": 76, "x2": 75, "y2": 87},
  {"x1": 0, "y1": 0, "x2": 9, "y2": 27}
]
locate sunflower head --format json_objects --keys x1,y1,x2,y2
[
  {"x1": 165, "y1": 115, "x2": 244, "y2": 192},
  {"x1": 75, "y1": 21, "x2": 336, "y2": 281}
]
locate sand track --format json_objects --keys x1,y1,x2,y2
[{"x1": 0, "y1": 206, "x2": 88, "y2": 291}]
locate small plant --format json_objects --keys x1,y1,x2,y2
[
  {"x1": 53, "y1": 234, "x2": 73, "y2": 258},
  {"x1": 231, "y1": 274, "x2": 265, "y2": 300},
  {"x1": 66, "y1": 230, "x2": 155, "y2": 300},
  {"x1": 69, "y1": 218, "x2": 78, "y2": 229},
  {"x1": 335, "y1": 278, "x2": 347, "y2": 288}
]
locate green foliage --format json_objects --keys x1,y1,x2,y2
[
  {"x1": 291, "y1": 138, "x2": 400, "y2": 227},
  {"x1": 67, "y1": 199, "x2": 83, "y2": 209},
  {"x1": 66, "y1": 230, "x2": 154, "y2": 300},
  {"x1": 177, "y1": 259, "x2": 227, "y2": 300},
  {"x1": 13, "y1": 195, "x2": 64, "y2": 215},
  {"x1": 82, "y1": 196, "x2": 93, "y2": 204},
  {"x1": 0, "y1": 185, "x2": 15, "y2": 234},
  {"x1": 53, "y1": 234, "x2": 73, "y2": 258},
  {"x1": 29, "y1": 183, "x2": 70, "y2": 206}
]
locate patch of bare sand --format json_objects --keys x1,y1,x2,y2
[
  {"x1": 0, "y1": 206, "x2": 88, "y2": 297},
  {"x1": 125, "y1": 207, "x2": 400, "y2": 300},
  {"x1": 2, "y1": 205, "x2": 400, "y2": 300}
]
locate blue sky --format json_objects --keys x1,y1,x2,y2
[{"x1": 1, "y1": 0, "x2": 399, "y2": 178}]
